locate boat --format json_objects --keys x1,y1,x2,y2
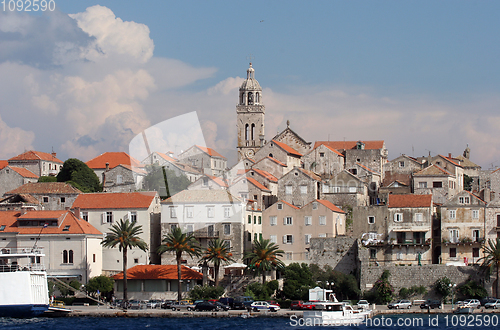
[
  {"x1": 302, "y1": 287, "x2": 372, "y2": 326},
  {"x1": 0, "y1": 247, "x2": 50, "y2": 317}
]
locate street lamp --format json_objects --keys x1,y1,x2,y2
[{"x1": 448, "y1": 283, "x2": 457, "y2": 309}]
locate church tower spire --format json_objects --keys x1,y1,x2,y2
[{"x1": 236, "y1": 63, "x2": 265, "y2": 160}]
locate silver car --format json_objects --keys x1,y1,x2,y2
[{"x1": 485, "y1": 299, "x2": 500, "y2": 309}]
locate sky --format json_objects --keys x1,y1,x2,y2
[{"x1": 0, "y1": 1, "x2": 499, "y2": 168}]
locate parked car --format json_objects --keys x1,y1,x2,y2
[
  {"x1": 129, "y1": 300, "x2": 147, "y2": 310},
  {"x1": 161, "y1": 300, "x2": 174, "y2": 309},
  {"x1": 484, "y1": 299, "x2": 500, "y2": 309},
  {"x1": 233, "y1": 296, "x2": 254, "y2": 310},
  {"x1": 250, "y1": 301, "x2": 280, "y2": 312},
  {"x1": 290, "y1": 300, "x2": 306, "y2": 310},
  {"x1": 147, "y1": 300, "x2": 161, "y2": 309},
  {"x1": 194, "y1": 301, "x2": 219, "y2": 311},
  {"x1": 171, "y1": 301, "x2": 196, "y2": 311},
  {"x1": 481, "y1": 297, "x2": 497, "y2": 306},
  {"x1": 420, "y1": 300, "x2": 442, "y2": 309},
  {"x1": 462, "y1": 299, "x2": 481, "y2": 309},
  {"x1": 302, "y1": 301, "x2": 318, "y2": 310},
  {"x1": 219, "y1": 297, "x2": 234, "y2": 308},
  {"x1": 213, "y1": 301, "x2": 230, "y2": 311},
  {"x1": 266, "y1": 300, "x2": 280, "y2": 307},
  {"x1": 357, "y1": 300, "x2": 370, "y2": 309},
  {"x1": 388, "y1": 300, "x2": 412, "y2": 309}
]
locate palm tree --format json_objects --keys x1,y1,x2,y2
[
  {"x1": 202, "y1": 238, "x2": 235, "y2": 287},
  {"x1": 244, "y1": 238, "x2": 285, "y2": 285},
  {"x1": 478, "y1": 238, "x2": 500, "y2": 298},
  {"x1": 157, "y1": 226, "x2": 201, "y2": 301},
  {"x1": 101, "y1": 218, "x2": 148, "y2": 307}
]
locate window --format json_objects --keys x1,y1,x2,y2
[
  {"x1": 305, "y1": 216, "x2": 312, "y2": 226},
  {"x1": 286, "y1": 252, "x2": 293, "y2": 260},
  {"x1": 418, "y1": 182, "x2": 427, "y2": 188},
  {"x1": 396, "y1": 252, "x2": 403, "y2": 260},
  {"x1": 63, "y1": 225, "x2": 70, "y2": 231},
  {"x1": 349, "y1": 187, "x2": 357, "y2": 193},
  {"x1": 223, "y1": 223, "x2": 231, "y2": 235},
  {"x1": 270, "y1": 235, "x2": 277, "y2": 243},
  {"x1": 130, "y1": 211, "x2": 137, "y2": 223},
  {"x1": 82, "y1": 212, "x2": 88, "y2": 221},
  {"x1": 473, "y1": 248, "x2": 480, "y2": 258},
  {"x1": 449, "y1": 229, "x2": 459, "y2": 243},
  {"x1": 258, "y1": 216, "x2": 261, "y2": 224},
  {"x1": 43, "y1": 196, "x2": 49, "y2": 203},
  {"x1": 224, "y1": 240, "x2": 231, "y2": 250},
  {"x1": 472, "y1": 230, "x2": 480, "y2": 242},
  {"x1": 472, "y1": 210, "x2": 479, "y2": 219},
  {"x1": 170, "y1": 207, "x2": 177, "y2": 218},
  {"x1": 259, "y1": 233, "x2": 262, "y2": 240},
  {"x1": 248, "y1": 215, "x2": 252, "y2": 224},
  {"x1": 207, "y1": 206, "x2": 214, "y2": 218},
  {"x1": 399, "y1": 161, "x2": 405, "y2": 168},
  {"x1": 394, "y1": 213, "x2": 403, "y2": 222},
  {"x1": 69, "y1": 250, "x2": 73, "y2": 263},
  {"x1": 277, "y1": 203, "x2": 283, "y2": 210},
  {"x1": 186, "y1": 224, "x2": 193, "y2": 234},
  {"x1": 0, "y1": 225, "x2": 6, "y2": 231},
  {"x1": 248, "y1": 232, "x2": 252, "y2": 241},
  {"x1": 134, "y1": 258, "x2": 139, "y2": 264},
  {"x1": 415, "y1": 213, "x2": 423, "y2": 222},
  {"x1": 368, "y1": 216, "x2": 375, "y2": 224},
  {"x1": 449, "y1": 210, "x2": 456, "y2": 219},
  {"x1": 60, "y1": 197, "x2": 66, "y2": 203},
  {"x1": 312, "y1": 202, "x2": 318, "y2": 210},
  {"x1": 285, "y1": 185, "x2": 292, "y2": 195},
  {"x1": 202, "y1": 177, "x2": 208, "y2": 186},
  {"x1": 270, "y1": 216, "x2": 277, "y2": 226},
  {"x1": 450, "y1": 248, "x2": 457, "y2": 258},
  {"x1": 284, "y1": 216, "x2": 293, "y2": 225},
  {"x1": 170, "y1": 224, "x2": 177, "y2": 232},
  {"x1": 93, "y1": 254, "x2": 96, "y2": 263},
  {"x1": 186, "y1": 207, "x2": 193, "y2": 218},
  {"x1": 253, "y1": 216, "x2": 256, "y2": 224},
  {"x1": 319, "y1": 152, "x2": 325, "y2": 157},
  {"x1": 106, "y1": 211, "x2": 113, "y2": 223},
  {"x1": 224, "y1": 207, "x2": 230, "y2": 218},
  {"x1": 459, "y1": 196, "x2": 470, "y2": 204},
  {"x1": 305, "y1": 234, "x2": 311, "y2": 245},
  {"x1": 370, "y1": 248, "x2": 377, "y2": 259},
  {"x1": 254, "y1": 233, "x2": 257, "y2": 241},
  {"x1": 283, "y1": 235, "x2": 293, "y2": 244},
  {"x1": 497, "y1": 214, "x2": 500, "y2": 227},
  {"x1": 433, "y1": 181, "x2": 442, "y2": 188},
  {"x1": 116, "y1": 175, "x2": 123, "y2": 184},
  {"x1": 319, "y1": 216, "x2": 326, "y2": 225},
  {"x1": 318, "y1": 233, "x2": 326, "y2": 238},
  {"x1": 63, "y1": 250, "x2": 73, "y2": 264},
  {"x1": 322, "y1": 185, "x2": 329, "y2": 193},
  {"x1": 300, "y1": 185, "x2": 307, "y2": 194}
]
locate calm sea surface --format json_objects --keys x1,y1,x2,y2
[{"x1": 1, "y1": 314, "x2": 499, "y2": 330}]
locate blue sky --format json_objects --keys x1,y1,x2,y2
[{"x1": 1, "y1": 1, "x2": 499, "y2": 167}]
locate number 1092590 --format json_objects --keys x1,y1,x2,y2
[{"x1": 2, "y1": 0, "x2": 55, "y2": 12}]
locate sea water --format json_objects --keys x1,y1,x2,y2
[{"x1": 0, "y1": 314, "x2": 498, "y2": 330}]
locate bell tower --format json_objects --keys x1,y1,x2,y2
[{"x1": 236, "y1": 63, "x2": 265, "y2": 160}]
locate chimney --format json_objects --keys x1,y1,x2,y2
[
  {"x1": 51, "y1": 152, "x2": 57, "y2": 158},
  {"x1": 448, "y1": 153, "x2": 452, "y2": 158},
  {"x1": 105, "y1": 162, "x2": 110, "y2": 171},
  {"x1": 73, "y1": 207, "x2": 80, "y2": 219}
]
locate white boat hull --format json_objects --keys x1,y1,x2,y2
[
  {"x1": 303, "y1": 306, "x2": 372, "y2": 326},
  {"x1": 0, "y1": 271, "x2": 49, "y2": 318}
]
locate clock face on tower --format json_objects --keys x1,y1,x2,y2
[{"x1": 246, "y1": 149, "x2": 255, "y2": 158}]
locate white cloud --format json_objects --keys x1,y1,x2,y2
[{"x1": 0, "y1": 114, "x2": 35, "y2": 159}]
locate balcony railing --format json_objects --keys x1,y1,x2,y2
[
  {"x1": 391, "y1": 238, "x2": 431, "y2": 246},
  {"x1": 192, "y1": 229, "x2": 219, "y2": 239},
  {"x1": 442, "y1": 237, "x2": 484, "y2": 245}
]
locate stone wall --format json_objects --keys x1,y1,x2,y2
[{"x1": 309, "y1": 237, "x2": 359, "y2": 275}]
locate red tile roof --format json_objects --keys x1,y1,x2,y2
[
  {"x1": 111, "y1": 265, "x2": 202, "y2": 280},
  {"x1": 195, "y1": 145, "x2": 226, "y2": 159},
  {"x1": 279, "y1": 200, "x2": 300, "y2": 210},
  {"x1": 271, "y1": 140, "x2": 302, "y2": 157},
  {"x1": 298, "y1": 168, "x2": 322, "y2": 181},
  {"x1": 118, "y1": 164, "x2": 147, "y2": 175},
  {"x1": 315, "y1": 144, "x2": 344, "y2": 157},
  {"x1": 5, "y1": 182, "x2": 81, "y2": 195},
  {"x1": 0, "y1": 193, "x2": 40, "y2": 205},
  {"x1": 313, "y1": 141, "x2": 385, "y2": 150},
  {"x1": 207, "y1": 175, "x2": 228, "y2": 187},
  {"x1": 0, "y1": 160, "x2": 8, "y2": 169},
  {"x1": 388, "y1": 194, "x2": 432, "y2": 208},
  {"x1": 316, "y1": 200, "x2": 345, "y2": 213},
  {"x1": 439, "y1": 154, "x2": 463, "y2": 168},
  {"x1": 265, "y1": 156, "x2": 287, "y2": 167},
  {"x1": 9, "y1": 166, "x2": 38, "y2": 178},
  {"x1": 156, "y1": 152, "x2": 177, "y2": 162},
  {"x1": 246, "y1": 177, "x2": 271, "y2": 192},
  {"x1": 86, "y1": 152, "x2": 143, "y2": 170},
  {"x1": 0, "y1": 210, "x2": 101, "y2": 235},
  {"x1": 251, "y1": 169, "x2": 278, "y2": 183},
  {"x1": 414, "y1": 164, "x2": 452, "y2": 176},
  {"x1": 72, "y1": 192, "x2": 157, "y2": 209},
  {"x1": 8, "y1": 150, "x2": 63, "y2": 163}
]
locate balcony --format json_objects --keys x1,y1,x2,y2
[
  {"x1": 192, "y1": 229, "x2": 219, "y2": 239},
  {"x1": 442, "y1": 237, "x2": 484, "y2": 245},
  {"x1": 390, "y1": 238, "x2": 431, "y2": 247}
]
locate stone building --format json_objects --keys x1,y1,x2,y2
[
  {"x1": 229, "y1": 175, "x2": 272, "y2": 211},
  {"x1": 302, "y1": 143, "x2": 345, "y2": 180},
  {"x1": 271, "y1": 121, "x2": 312, "y2": 156},
  {"x1": 86, "y1": 151, "x2": 144, "y2": 185},
  {"x1": 7, "y1": 150, "x2": 63, "y2": 177},
  {"x1": 485, "y1": 198, "x2": 500, "y2": 241},
  {"x1": 177, "y1": 145, "x2": 227, "y2": 177},
  {"x1": 321, "y1": 170, "x2": 369, "y2": 208},
  {"x1": 413, "y1": 164, "x2": 458, "y2": 204},
  {"x1": 440, "y1": 191, "x2": 486, "y2": 266},
  {"x1": 253, "y1": 139, "x2": 302, "y2": 172},
  {"x1": 102, "y1": 164, "x2": 147, "y2": 192},
  {"x1": 277, "y1": 167, "x2": 322, "y2": 208},
  {"x1": 4, "y1": 182, "x2": 82, "y2": 211},
  {"x1": 251, "y1": 156, "x2": 288, "y2": 181},
  {"x1": 0, "y1": 166, "x2": 38, "y2": 197}
]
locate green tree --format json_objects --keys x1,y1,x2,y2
[
  {"x1": 457, "y1": 280, "x2": 487, "y2": 299},
  {"x1": 189, "y1": 285, "x2": 225, "y2": 300},
  {"x1": 38, "y1": 176, "x2": 57, "y2": 182},
  {"x1": 478, "y1": 239, "x2": 500, "y2": 298},
  {"x1": 101, "y1": 219, "x2": 148, "y2": 307},
  {"x1": 157, "y1": 227, "x2": 201, "y2": 302},
  {"x1": 309, "y1": 264, "x2": 360, "y2": 301},
  {"x1": 201, "y1": 238, "x2": 235, "y2": 287},
  {"x1": 373, "y1": 270, "x2": 394, "y2": 304},
  {"x1": 85, "y1": 275, "x2": 115, "y2": 298},
  {"x1": 57, "y1": 158, "x2": 101, "y2": 192},
  {"x1": 282, "y1": 263, "x2": 315, "y2": 300},
  {"x1": 143, "y1": 165, "x2": 191, "y2": 199},
  {"x1": 244, "y1": 238, "x2": 285, "y2": 285},
  {"x1": 435, "y1": 277, "x2": 453, "y2": 303},
  {"x1": 463, "y1": 174, "x2": 473, "y2": 191}
]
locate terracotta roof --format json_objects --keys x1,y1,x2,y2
[
  {"x1": 111, "y1": 265, "x2": 202, "y2": 280},
  {"x1": 85, "y1": 152, "x2": 143, "y2": 170},
  {"x1": 117, "y1": 164, "x2": 147, "y2": 175},
  {"x1": 264, "y1": 156, "x2": 287, "y2": 167},
  {"x1": 72, "y1": 192, "x2": 157, "y2": 209},
  {"x1": 438, "y1": 155, "x2": 463, "y2": 168},
  {"x1": 316, "y1": 200, "x2": 345, "y2": 213},
  {"x1": 195, "y1": 145, "x2": 226, "y2": 159},
  {"x1": 0, "y1": 210, "x2": 101, "y2": 235},
  {"x1": 414, "y1": 164, "x2": 452, "y2": 176},
  {"x1": 388, "y1": 194, "x2": 432, "y2": 208},
  {"x1": 251, "y1": 169, "x2": 278, "y2": 183},
  {"x1": 207, "y1": 175, "x2": 228, "y2": 187},
  {"x1": 0, "y1": 194, "x2": 40, "y2": 205},
  {"x1": 455, "y1": 155, "x2": 481, "y2": 169},
  {"x1": 313, "y1": 141, "x2": 385, "y2": 150},
  {"x1": 0, "y1": 160, "x2": 8, "y2": 169},
  {"x1": 156, "y1": 152, "x2": 177, "y2": 162},
  {"x1": 271, "y1": 140, "x2": 302, "y2": 157},
  {"x1": 5, "y1": 182, "x2": 81, "y2": 195},
  {"x1": 297, "y1": 168, "x2": 322, "y2": 181},
  {"x1": 278, "y1": 200, "x2": 300, "y2": 210},
  {"x1": 8, "y1": 150, "x2": 63, "y2": 163},
  {"x1": 246, "y1": 177, "x2": 271, "y2": 192},
  {"x1": 8, "y1": 166, "x2": 38, "y2": 178},
  {"x1": 162, "y1": 189, "x2": 241, "y2": 204},
  {"x1": 315, "y1": 144, "x2": 344, "y2": 157},
  {"x1": 355, "y1": 163, "x2": 380, "y2": 175}
]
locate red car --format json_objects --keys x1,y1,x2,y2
[
  {"x1": 290, "y1": 301, "x2": 304, "y2": 310},
  {"x1": 266, "y1": 300, "x2": 280, "y2": 307}
]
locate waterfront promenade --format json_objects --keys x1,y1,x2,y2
[{"x1": 57, "y1": 304, "x2": 500, "y2": 318}]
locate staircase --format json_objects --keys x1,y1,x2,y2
[{"x1": 220, "y1": 275, "x2": 256, "y2": 297}]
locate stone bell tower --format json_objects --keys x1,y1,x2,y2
[{"x1": 236, "y1": 63, "x2": 265, "y2": 161}]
